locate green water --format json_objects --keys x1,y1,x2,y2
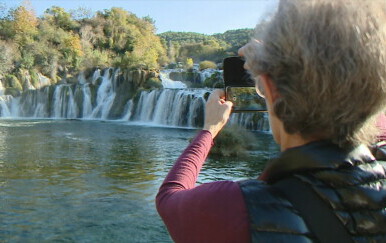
[{"x1": 0, "y1": 120, "x2": 277, "y2": 242}]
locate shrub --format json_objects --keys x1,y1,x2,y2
[
  {"x1": 5, "y1": 87, "x2": 21, "y2": 97},
  {"x1": 210, "y1": 125, "x2": 257, "y2": 157},
  {"x1": 185, "y1": 58, "x2": 194, "y2": 69},
  {"x1": 5, "y1": 74, "x2": 22, "y2": 91},
  {"x1": 199, "y1": 60, "x2": 217, "y2": 70},
  {"x1": 144, "y1": 77, "x2": 162, "y2": 89},
  {"x1": 203, "y1": 71, "x2": 223, "y2": 88},
  {"x1": 30, "y1": 69, "x2": 40, "y2": 88},
  {"x1": 167, "y1": 63, "x2": 177, "y2": 69}
]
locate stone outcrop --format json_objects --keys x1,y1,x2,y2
[{"x1": 169, "y1": 71, "x2": 202, "y2": 83}]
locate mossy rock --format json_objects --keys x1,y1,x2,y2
[
  {"x1": 5, "y1": 87, "x2": 21, "y2": 97},
  {"x1": 143, "y1": 77, "x2": 162, "y2": 89},
  {"x1": 204, "y1": 72, "x2": 223, "y2": 88},
  {"x1": 94, "y1": 77, "x2": 103, "y2": 86},
  {"x1": 30, "y1": 69, "x2": 40, "y2": 88},
  {"x1": 5, "y1": 75, "x2": 22, "y2": 91}
]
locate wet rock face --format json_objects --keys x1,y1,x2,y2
[{"x1": 169, "y1": 71, "x2": 202, "y2": 83}]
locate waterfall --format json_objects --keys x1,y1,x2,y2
[
  {"x1": 90, "y1": 68, "x2": 117, "y2": 119},
  {"x1": 121, "y1": 99, "x2": 134, "y2": 121},
  {"x1": 0, "y1": 96, "x2": 11, "y2": 117},
  {"x1": 0, "y1": 81, "x2": 4, "y2": 96},
  {"x1": 81, "y1": 84, "x2": 93, "y2": 118},
  {"x1": 160, "y1": 70, "x2": 187, "y2": 89},
  {"x1": 131, "y1": 89, "x2": 207, "y2": 127},
  {"x1": 53, "y1": 85, "x2": 78, "y2": 118},
  {"x1": 91, "y1": 69, "x2": 101, "y2": 85},
  {"x1": 0, "y1": 68, "x2": 269, "y2": 131}
]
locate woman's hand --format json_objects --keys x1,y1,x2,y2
[{"x1": 203, "y1": 89, "x2": 233, "y2": 138}]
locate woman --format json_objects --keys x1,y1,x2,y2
[{"x1": 156, "y1": 0, "x2": 386, "y2": 242}]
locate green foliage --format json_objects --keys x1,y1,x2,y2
[
  {"x1": 159, "y1": 28, "x2": 258, "y2": 64},
  {"x1": 159, "y1": 31, "x2": 219, "y2": 45},
  {"x1": 213, "y1": 28, "x2": 254, "y2": 54},
  {"x1": 4, "y1": 87, "x2": 21, "y2": 97},
  {"x1": 159, "y1": 31, "x2": 229, "y2": 63},
  {"x1": 0, "y1": 4, "x2": 167, "y2": 81},
  {"x1": 44, "y1": 6, "x2": 80, "y2": 31},
  {"x1": 11, "y1": 4, "x2": 38, "y2": 44},
  {"x1": 20, "y1": 49, "x2": 35, "y2": 69},
  {"x1": 0, "y1": 40, "x2": 17, "y2": 76},
  {"x1": 203, "y1": 71, "x2": 224, "y2": 88},
  {"x1": 5, "y1": 74, "x2": 22, "y2": 91},
  {"x1": 0, "y1": 2, "x2": 262, "y2": 85},
  {"x1": 199, "y1": 60, "x2": 217, "y2": 70},
  {"x1": 143, "y1": 77, "x2": 162, "y2": 89},
  {"x1": 185, "y1": 58, "x2": 194, "y2": 69},
  {"x1": 210, "y1": 125, "x2": 257, "y2": 157},
  {"x1": 29, "y1": 69, "x2": 39, "y2": 88}
]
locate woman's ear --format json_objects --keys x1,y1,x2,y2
[{"x1": 259, "y1": 74, "x2": 279, "y2": 104}]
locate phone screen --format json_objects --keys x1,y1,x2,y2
[
  {"x1": 223, "y1": 57, "x2": 267, "y2": 112},
  {"x1": 226, "y1": 87, "x2": 266, "y2": 112}
]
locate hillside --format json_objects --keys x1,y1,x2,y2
[
  {"x1": 0, "y1": 2, "x2": 267, "y2": 96},
  {"x1": 159, "y1": 28, "x2": 254, "y2": 63}
]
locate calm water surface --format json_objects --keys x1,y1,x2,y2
[{"x1": 0, "y1": 120, "x2": 277, "y2": 242}]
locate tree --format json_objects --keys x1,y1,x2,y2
[
  {"x1": 199, "y1": 60, "x2": 217, "y2": 70},
  {"x1": 185, "y1": 58, "x2": 194, "y2": 69},
  {"x1": 44, "y1": 6, "x2": 79, "y2": 31},
  {"x1": 70, "y1": 7, "x2": 93, "y2": 20},
  {"x1": 11, "y1": 2, "x2": 38, "y2": 45}
]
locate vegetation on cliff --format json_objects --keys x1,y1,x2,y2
[
  {"x1": 0, "y1": 1, "x2": 266, "y2": 95},
  {"x1": 0, "y1": 2, "x2": 166, "y2": 94},
  {"x1": 158, "y1": 28, "x2": 255, "y2": 64}
]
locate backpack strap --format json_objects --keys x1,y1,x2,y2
[{"x1": 274, "y1": 177, "x2": 354, "y2": 243}]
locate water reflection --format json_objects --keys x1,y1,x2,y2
[{"x1": 1, "y1": 120, "x2": 277, "y2": 242}]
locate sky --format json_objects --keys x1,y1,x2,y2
[{"x1": 1, "y1": 0, "x2": 279, "y2": 35}]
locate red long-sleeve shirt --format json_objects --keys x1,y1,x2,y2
[{"x1": 156, "y1": 130, "x2": 250, "y2": 243}]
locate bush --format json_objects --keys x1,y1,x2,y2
[
  {"x1": 185, "y1": 58, "x2": 194, "y2": 69},
  {"x1": 143, "y1": 77, "x2": 163, "y2": 89},
  {"x1": 5, "y1": 87, "x2": 21, "y2": 97},
  {"x1": 199, "y1": 60, "x2": 217, "y2": 70},
  {"x1": 30, "y1": 69, "x2": 40, "y2": 88},
  {"x1": 203, "y1": 71, "x2": 223, "y2": 88},
  {"x1": 210, "y1": 125, "x2": 257, "y2": 157},
  {"x1": 167, "y1": 63, "x2": 177, "y2": 69},
  {"x1": 5, "y1": 74, "x2": 22, "y2": 91}
]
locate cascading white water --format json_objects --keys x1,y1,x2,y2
[
  {"x1": 0, "y1": 96, "x2": 11, "y2": 117},
  {"x1": 132, "y1": 88, "x2": 207, "y2": 127},
  {"x1": 136, "y1": 89, "x2": 159, "y2": 122},
  {"x1": 78, "y1": 72, "x2": 87, "y2": 85},
  {"x1": 121, "y1": 99, "x2": 134, "y2": 121},
  {"x1": 33, "y1": 87, "x2": 50, "y2": 117},
  {"x1": 82, "y1": 84, "x2": 93, "y2": 118},
  {"x1": 160, "y1": 70, "x2": 187, "y2": 89},
  {"x1": 91, "y1": 69, "x2": 101, "y2": 85},
  {"x1": 0, "y1": 68, "x2": 269, "y2": 131},
  {"x1": 53, "y1": 85, "x2": 78, "y2": 118},
  {"x1": 90, "y1": 68, "x2": 118, "y2": 119},
  {"x1": 0, "y1": 81, "x2": 4, "y2": 96}
]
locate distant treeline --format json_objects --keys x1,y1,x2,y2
[
  {"x1": 0, "y1": 1, "x2": 265, "y2": 85},
  {"x1": 159, "y1": 28, "x2": 255, "y2": 65}
]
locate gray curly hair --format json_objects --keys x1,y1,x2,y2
[{"x1": 244, "y1": 0, "x2": 386, "y2": 148}]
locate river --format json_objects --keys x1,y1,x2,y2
[{"x1": 1, "y1": 119, "x2": 278, "y2": 242}]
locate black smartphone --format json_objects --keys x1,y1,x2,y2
[{"x1": 223, "y1": 56, "x2": 267, "y2": 112}]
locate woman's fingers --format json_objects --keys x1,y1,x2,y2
[{"x1": 203, "y1": 89, "x2": 233, "y2": 138}]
